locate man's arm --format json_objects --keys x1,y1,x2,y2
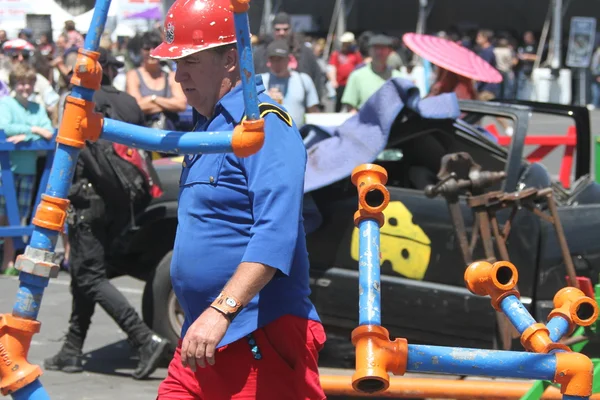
[{"x1": 341, "y1": 70, "x2": 360, "y2": 112}]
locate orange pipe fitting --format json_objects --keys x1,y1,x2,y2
[
  {"x1": 56, "y1": 96, "x2": 103, "y2": 148},
  {"x1": 70, "y1": 49, "x2": 102, "y2": 91},
  {"x1": 351, "y1": 325, "x2": 408, "y2": 394},
  {"x1": 464, "y1": 261, "x2": 519, "y2": 310},
  {"x1": 351, "y1": 164, "x2": 390, "y2": 227},
  {"x1": 0, "y1": 314, "x2": 41, "y2": 395},
  {"x1": 229, "y1": 0, "x2": 250, "y2": 12},
  {"x1": 32, "y1": 195, "x2": 70, "y2": 232},
  {"x1": 320, "y1": 374, "x2": 600, "y2": 399},
  {"x1": 548, "y1": 286, "x2": 599, "y2": 332},
  {"x1": 554, "y1": 351, "x2": 593, "y2": 397},
  {"x1": 231, "y1": 119, "x2": 265, "y2": 157},
  {"x1": 520, "y1": 323, "x2": 569, "y2": 353}
]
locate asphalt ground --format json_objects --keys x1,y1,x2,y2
[{"x1": 2, "y1": 110, "x2": 600, "y2": 399}]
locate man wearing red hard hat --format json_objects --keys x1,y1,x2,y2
[{"x1": 150, "y1": 0, "x2": 326, "y2": 398}]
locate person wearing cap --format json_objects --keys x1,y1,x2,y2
[
  {"x1": 328, "y1": 31, "x2": 363, "y2": 112},
  {"x1": 150, "y1": 0, "x2": 325, "y2": 398},
  {"x1": 261, "y1": 39, "x2": 320, "y2": 128},
  {"x1": 341, "y1": 34, "x2": 405, "y2": 112},
  {"x1": 253, "y1": 12, "x2": 326, "y2": 104},
  {"x1": 44, "y1": 47, "x2": 168, "y2": 380}
]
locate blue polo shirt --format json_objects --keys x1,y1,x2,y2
[{"x1": 171, "y1": 77, "x2": 320, "y2": 348}]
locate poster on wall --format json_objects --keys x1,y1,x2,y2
[
  {"x1": 0, "y1": 0, "x2": 32, "y2": 25},
  {"x1": 566, "y1": 16, "x2": 597, "y2": 68}
]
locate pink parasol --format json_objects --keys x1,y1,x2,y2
[{"x1": 403, "y1": 33, "x2": 503, "y2": 84}]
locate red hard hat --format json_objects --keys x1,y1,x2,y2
[{"x1": 151, "y1": 0, "x2": 237, "y2": 60}]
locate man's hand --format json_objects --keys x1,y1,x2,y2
[
  {"x1": 6, "y1": 134, "x2": 27, "y2": 144},
  {"x1": 180, "y1": 307, "x2": 230, "y2": 371}
]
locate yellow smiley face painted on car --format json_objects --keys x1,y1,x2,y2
[{"x1": 351, "y1": 201, "x2": 431, "y2": 280}]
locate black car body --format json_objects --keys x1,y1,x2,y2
[{"x1": 109, "y1": 98, "x2": 600, "y2": 361}]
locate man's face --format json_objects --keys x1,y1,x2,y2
[
  {"x1": 476, "y1": 33, "x2": 486, "y2": 46},
  {"x1": 524, "y1": 31, "x2": 535, "y2": 44},
  {"x1": 0, "y1": 31, "x2": 6, "y2": 41},
  {"x1": 273, "y1": 24, "x2": 291, "y2": 40},
  {"x1": 268, "y1": 55, "x2": 289, "y2": 76},
  {"x1": 9, "y1": 51, "x2": 30, "y2": 65},
  {"x1": 370, "y1": 45, "x2": 392, "y2": 64},
  {"x1": 174, "y1": 49, "x2": 232, "y2": 115}
]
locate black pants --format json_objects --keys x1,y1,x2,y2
[
  {"x1": 65, "y1": 183, "x2": 151, "y2": 351},
  {"x1": 335, "y1": 85, "x2": 346, "y2": 112}
]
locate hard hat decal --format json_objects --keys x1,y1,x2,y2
[
  {"x1": 351, "y1": 201, "x2": 431, "y2": 280},
  {"x1": 166, "y1": 23, "x2": 175, "y2": 44}
]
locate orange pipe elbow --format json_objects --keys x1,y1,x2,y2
[
  {"x1": 56, "y1": 96, "x2": 103, "y2": 148},
  {"x1": 351, "y1": 164, "x2": 390, "y2": 227},
  {"x1": 0, "y1": 314, "x2": 42, "y2": 395},
  {"x1": 32, "y1": 195, "x2": 70, "y2": 233},
  {"x1": 229, "y1": 0, "x2": 250, "y2": 12},
  {"x1": 351, "y1": 325, "x2": 407, "y2": 394},
  {"x1": 70, "y1": 49, "x2": 102, "y2": 91},
  {"x1": 554, "y1": 351, "x2": 593, "y2": 397},
  {"x1": 464, "y1": 261, "x2": 519, "y2": 310},
  {"x1": 231, "y1": 119, "x2": 265, "y2": 158},
  {"x1": 548, "y1": 287, "x2": 599, "y2": 332}
]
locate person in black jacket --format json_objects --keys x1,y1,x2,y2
[
  {"x1": 44, "y1": 47, "x2": 168, "y2": 380},
  {"x1": 253, "y1": 12, "x2": 326, "y2": 105}
]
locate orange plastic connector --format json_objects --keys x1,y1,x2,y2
[
  {"x1": 351, "y1": 325, "x2": 407, "y2": 394},
  {"x1": 232, "y1": 119, "x2": 265, "y2": 157},
  {"x1": 229, "y1": 0, "x2": 250, "y2": 13},
  {"x1": 521, "y1": 323, "x2": 569, "y2": 353},
  {"x1": 351, "y1": 164, "x2": 390, "y2": 227},
  {"x1": 464, "y1": 261, "x2": 519, "y2": 310},
  {"x1": 0, "y1": 314, "x2": 41, "y2": 395},
  {"x1": 70, "y1": 49, "x2": 102, "y2": 91},
  {"x1": 56, "y1": 96, "x2": 104, "y2": 148},
  {"x1": 554, "y1": 351, "x2": 593, "y2": 397},
  {"x1": 548, "y1": 286, "x2": 599, "y2": 333},
  {"x1": 32, "y1": 195, "x2": 70, "y2": 232}
]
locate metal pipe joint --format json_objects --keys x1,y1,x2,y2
[
  {"x1": 548, "y1": 287, "x2": 599, "y2": 333},
  {"x1": 351, "y1": 164, "x2": 390, "y2": 227},
  {"x1": 464, "y1": 260, "x2": 519, "y2": 310}
]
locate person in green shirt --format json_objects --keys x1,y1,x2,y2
[
  {"x1": 341, "y1": 34, "x2": 406, "y2": 112},
  {"x1": 0, "y1": 63, "x2": 54, "y2": 274}
]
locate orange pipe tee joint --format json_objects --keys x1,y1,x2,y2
[
  {"x1": 464, "y1": 261, "x2": 519, "y2": 310},
  {"x1": 229, "y1": 0, "x2": 250, "y2": 12},
  {"x1": 231, "y1": 119, "x2": 265, "y2": 158},
  {"x1": 32, "y1": 195, "x2": 70, "y2": 233},
  {"x1": 56, "y1": 96, "x2": 103, "y2": 148},
  {"x1": 521, "y1": 323, "x2": 569, "y2": 353},
  {"x1": 70, "y1": 48, "x2": 102, "y2": 91},
  {"x1": 554, "y1": 351, "x2": 593, "y2": 397},
  {"x1": 351, "y1": 164, "x2": 390, "y2": 227},
  {"x1": 548, "y1": 286, "x2": 599, "y2": 333},
  {"x1": 0, "y1": 314, "x2": 42, "y2": 395},
  {"x1": 351, "y1": 325, "x2": 407, "y2": 394}
]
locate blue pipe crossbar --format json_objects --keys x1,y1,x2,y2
[
  {"x1": 406, "y1": 344, "x2": 557, "y2": 381},
  {"x1": 11, "y1": 380, "x2": 50, "y2": 400},
  {"x1": 102, "y1": 119, "x2": 235, "y2": 154},
  {"x1": 358, "y1": 219, "x2": 381, "y2": 326},
  {"x1": 499, "y1": 294, "x2": 537, "y2": 334},
  {"x1": 547, "y1": 316, "x2": 571, "y2": 343}
]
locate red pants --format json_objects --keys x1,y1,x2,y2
[{"x1": 157, "y1": 315, "x2": 327, "y2": 400}]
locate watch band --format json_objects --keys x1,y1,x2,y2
[{"x1": 210, "y1": 292, "x2": 243, "y2": 321}]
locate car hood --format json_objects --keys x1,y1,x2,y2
[{"x1": 300, "y1": 77, "x2": 461, "y2": 193}]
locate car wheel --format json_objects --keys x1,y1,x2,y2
[{"x1": 143, "y1": 251, "x2": 183, "y2": 349}]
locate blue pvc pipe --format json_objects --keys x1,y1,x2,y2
[
  {"x1": 233, "y1": 12, "x2": 260, "y2": 121},
  {"x1": 11, "y1": 379, "x2": 50, "y2": 400},
  {"x1": 13, "y1": 274, "x2": 49, "y2": 320},
  {"x1": 406, "y1": 344, "x2": 557, "y2": 380},
  {"x1": 499, "y1": 294, "x2": 537, "y2": 334},
  {"x1": 563, "y1": 396, "x2": 589, "y2": 400},
  {"x1": 547, "y1": 316, "x2": 571, "y2": 342},
  {"x1": 358, "y1": 219, "x2": 381, "y2": 326},
  {"x1": 102, "y1": 118, "x2": 234, "y2": 154},
  {"x1": 84, "y1": 0, "x2": 111, "y2": 51}
]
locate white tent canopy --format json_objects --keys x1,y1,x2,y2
[{"x1": 0, "y1": 0, "x2": 74, "y2": 40}]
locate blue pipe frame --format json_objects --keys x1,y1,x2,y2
[
  {"x1": 355, "y1": 197, "x2": 591, "y2": 399},
  {"x1": 7, "y1": 0, "x2": 260, "y2": 398}
]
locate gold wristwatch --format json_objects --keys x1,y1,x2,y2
[{"x1": 210, "y1": 292, "x2": 243, "y2": 321}]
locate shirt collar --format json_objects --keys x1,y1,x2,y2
[{"x1": 218, "y1": 75, "x2": 266, "y2": 124}]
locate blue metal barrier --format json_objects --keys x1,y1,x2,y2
[{"x1": 0, "y1": 130, "x2": 56, "y2": 249}]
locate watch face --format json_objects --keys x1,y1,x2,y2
[{"x1": 225, "y1": 298, "x2": 237, "y2": 308}]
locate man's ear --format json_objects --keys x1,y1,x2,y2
[{"x1": 225, "y1": 48, "x2": 238, "y2": 73}]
